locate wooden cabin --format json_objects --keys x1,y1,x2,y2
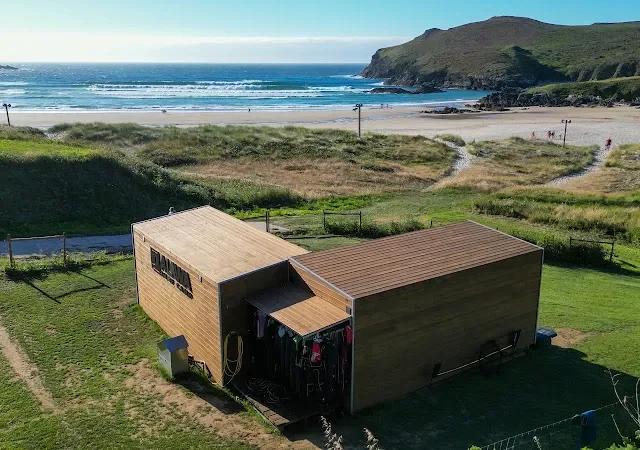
[{"x1": 133, "y1": 206, "x2": 543, "y2": 419}]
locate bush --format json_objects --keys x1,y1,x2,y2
[
  {"x1": 508, "y1": 229, "x2": 609, "y2": 266},
  {"x1": 325, "y1": 218, "x2": 424, "y2": 238},
  {"x1": 436, "y1": 134, "x2": 466, "y2": 146}
]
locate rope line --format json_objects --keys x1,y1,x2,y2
[{"x1": 481, "y1": 397, "x2": 633, "y2": 449}]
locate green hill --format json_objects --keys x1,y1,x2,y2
[
  {"x1": 526, "y1": 76, "x2": 640, "y2": 101},
  {"x1": 361, "y1": 16, "x2": 640, "y2": 89},
  {"x1": 0, "y1": 130, "x2": 300, "y2": 238}
]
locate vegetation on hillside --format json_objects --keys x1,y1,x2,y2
[
  {"x1": 361, "y1": 16, "x2": 640, "y2": 89},
  {"x1": 50, "y1": 123, "x2": 456, "y2": 196},
  {"x1": 0, "y1": 135, "x2": 301, "y2": 238},
  {"x1": 439, "y1": 137, "x2": 596, "y2": 190},
  {"x1": 527, "y1": 77, "x2": 640, "y2": 101},
  {"x1": 560, "y1": 143, "x2": 640, "y2": 193}
]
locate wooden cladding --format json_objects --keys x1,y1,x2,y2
[
  {"x1": 352, "y1": 250, "x2": 543, "y2": 411},
  {"x1": 133, "y1": 230, "x2": 223, "y2": 382},
  {"x1": 289, "y1": 261, "x2": 352, "y2": 311}
]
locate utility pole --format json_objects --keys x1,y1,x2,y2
[
  {"x1": 353, "y1": 103, "x2": 363, "y2": 138},
  {"x1": 561, "y1": 119, "x2": 571, "y2": 148},
  {"x1": 2, "y1": 104, "x2": 11, "y2": 126}
]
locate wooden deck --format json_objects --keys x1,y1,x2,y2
[{"x1": 232, "y1": 378, "x2": 339, "y2": 429}]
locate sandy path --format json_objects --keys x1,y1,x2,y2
[
  {"x1": 0, "y1": 318, "x2": 58, "y2": 412},
  {"x1": 547, "y1": 144, "x2": 613, "y2": 186}
]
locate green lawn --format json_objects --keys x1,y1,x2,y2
[
  {"x1": 0, "y1": 259, "x2": 261, "y2": 449},
  {"x1": 1, "y1": 246, "x2": 639, "y2": 449}
]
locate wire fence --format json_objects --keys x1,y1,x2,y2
[{"x1": 481, "y1": 399, "x2": 637, "y2": 450}]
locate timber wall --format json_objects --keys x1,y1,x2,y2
[
  {"x1": 133, "y1": 230, "x2": 223, "y2": 382},
  {"x1": 352, "y1": 250, "x2": 543, "y2": 411}
]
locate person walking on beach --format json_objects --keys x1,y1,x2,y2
[
  {"x1": 547, "y1": 130, "x2": 552, "y2": 139},
  {"x1": 531, "y1": 132, "x2": 536, "y2": 139},
  {"x1": 605, "y1": 137, "x2": 612, "y2": 150},
  {"x1": 248, "y1": 108, "x2": 251, "y2": 113}
]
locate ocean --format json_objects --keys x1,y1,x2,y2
[{"x1": 0, "y1": 63, "x2": 490, "y2": 112}]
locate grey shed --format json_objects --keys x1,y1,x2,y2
[{"x1": 157, "y1": 335, "x2": 189, "y2": 377}]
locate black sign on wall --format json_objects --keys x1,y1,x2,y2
[{"x1": 150, "y1": 248, "x2": 194, "y2": 298}]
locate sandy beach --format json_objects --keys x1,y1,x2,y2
[{"x1": 11, "y1": 106, "x2": 640, "y2": 147}]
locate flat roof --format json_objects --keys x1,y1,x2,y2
[
  {"x1": 133, "y1": 206, "x2": 307, "y2": 284},
  {"x1": 247, "y1": 283, "x2": 350, "y2": 337},
  {"x1": 291, "y1": 221, "x2": 542, "y2": 299}
]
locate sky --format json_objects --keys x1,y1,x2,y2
[{"x1": 2, "y1": 0, "x2": 639, "y2": 63}]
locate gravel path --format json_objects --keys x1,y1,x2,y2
[
  {"x1": 433, "y1": 138, "x2": 474, "y2": 179},
  {"x1": 0, "y1": 222, "x2": 288, "y2": 257},
  {"x1": 547, "y1": 144, "x2": 612, "y2": 186},
  {"x1": 448, "y1": 142, "x2": 474, "y2": 175},
  {"x1": 0, "y1": 234, "x2": 133, "y2": 257}
]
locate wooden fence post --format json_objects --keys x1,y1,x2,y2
[
  {"x1": 63, "y1": 232, "x2": 67, "y2": 265},
  {"x1": 569, "y1": 237, "x2": 573, "y2": 248},
  {"x1": 266, "y1": 210, "x2": 270, "y2": 233},
  {"x1": 610, "y1": 241, "x2": 615, "y2": 261},
  {"x1": 322, "y1": 210, "x2": 326, "y2": 231},
  {"x1": 7, "y1": 234, "x2": 13, "y2": 267},
  {"x1": 359, "y1": 211, "x2": 363, "y2": 236}
]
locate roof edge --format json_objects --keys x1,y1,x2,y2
[
  {"x1": 131, "y1": 205, "x2": 212, "y2": 229},
  {"x1": 218, "y1": 259, "x2": 290, "y2": 285},
  {"x1": 466, "y1": 220, "x2": 544, "y2": 252},
  {"x1": 288, "y1": 258, "x2": 356, "y2": 301}
]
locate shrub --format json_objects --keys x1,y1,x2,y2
[
  {"x1": 325, "y1": 218, "x2": 424, "y2": 238},
  {"x1": 436, "y1": 134, "x2": 466, "y2": 146},
  {"x1": 508, "y1": 229, "x2": 609, "y2": 266},
  {"x1": 359, "y1": 162, "x2": 394, "y2": 172}
]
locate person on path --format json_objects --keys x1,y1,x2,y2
[
  {"x1": 531, "y1": 132, "x2": 536, "y2": 139},
  {"x1": 605, "y1": 137, "x2": 612, "y2": 150}
]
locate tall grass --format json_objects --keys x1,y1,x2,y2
[
  {"x1": 50, "y1": 122, "x2": 455, "y2": 170},
  {"x1": 474, "y1": 197, "x2": 639, "y2": 243},
  {"x1": 325, "y1": 218, "x2": 424, "y2": 238},
  {"x1": 0, "y1": 138, "x2": 302, "y2": 238},
  {"x1": 435, "y1": 134, "x2": 466, "y2": 146}
]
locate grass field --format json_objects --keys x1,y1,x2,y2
[
  {"x1": 438, "y1": 137, "x2": 597, "y2": 191},
  {"x1": 1, "y1": 250, "x2": 638, "y2": 449},
  {"x1": 0, "y1": 258, "x2": 282, "y2": 449},
  {"x1": 50, "y1": 122, "x2": 457, "y2": 197},
  {"x1": 1, "y1": 121, "x2": 639, "y2": 448}
]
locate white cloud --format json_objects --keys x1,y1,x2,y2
[{"x1": 1, "y1": 31, "x2": 411, "y2": 62}]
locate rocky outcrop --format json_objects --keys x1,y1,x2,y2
[
  {"x1": 477, "y1": 88, "x2": 623, "y2": 109},
  {"x1": 0, "y1": 65, "x2": 18, "y2": 70},
  {"x1": 367, "y1": 87, "x2": 414, "y2": 94},
  {"x1": 366, "y1": 85, "x2": 443, "y2": 94}
]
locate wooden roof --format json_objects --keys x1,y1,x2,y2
[
  {"x1": 291, "y1": 221, "x2": 542, "y2": 299},
  {"x1": 133, "y1": 206, "x2": 307, "y2": 283},
  {"x1": 247, "y1": 284, "x2": 350, "y2": 337}
]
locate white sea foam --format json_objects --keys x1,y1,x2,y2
[
  {"x1": 0, "y1": 81, "x2": 28, "y2": 86},
  {"x1": 330, "y1": 74, "x2": 364, "y2": 79},
  {"x1": 0, "y1": 89, "x2": 26, "y2": 95}
]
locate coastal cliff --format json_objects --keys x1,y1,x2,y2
[{"x1": 361, "y1": 17, "x2": 640, "y2": 90}]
